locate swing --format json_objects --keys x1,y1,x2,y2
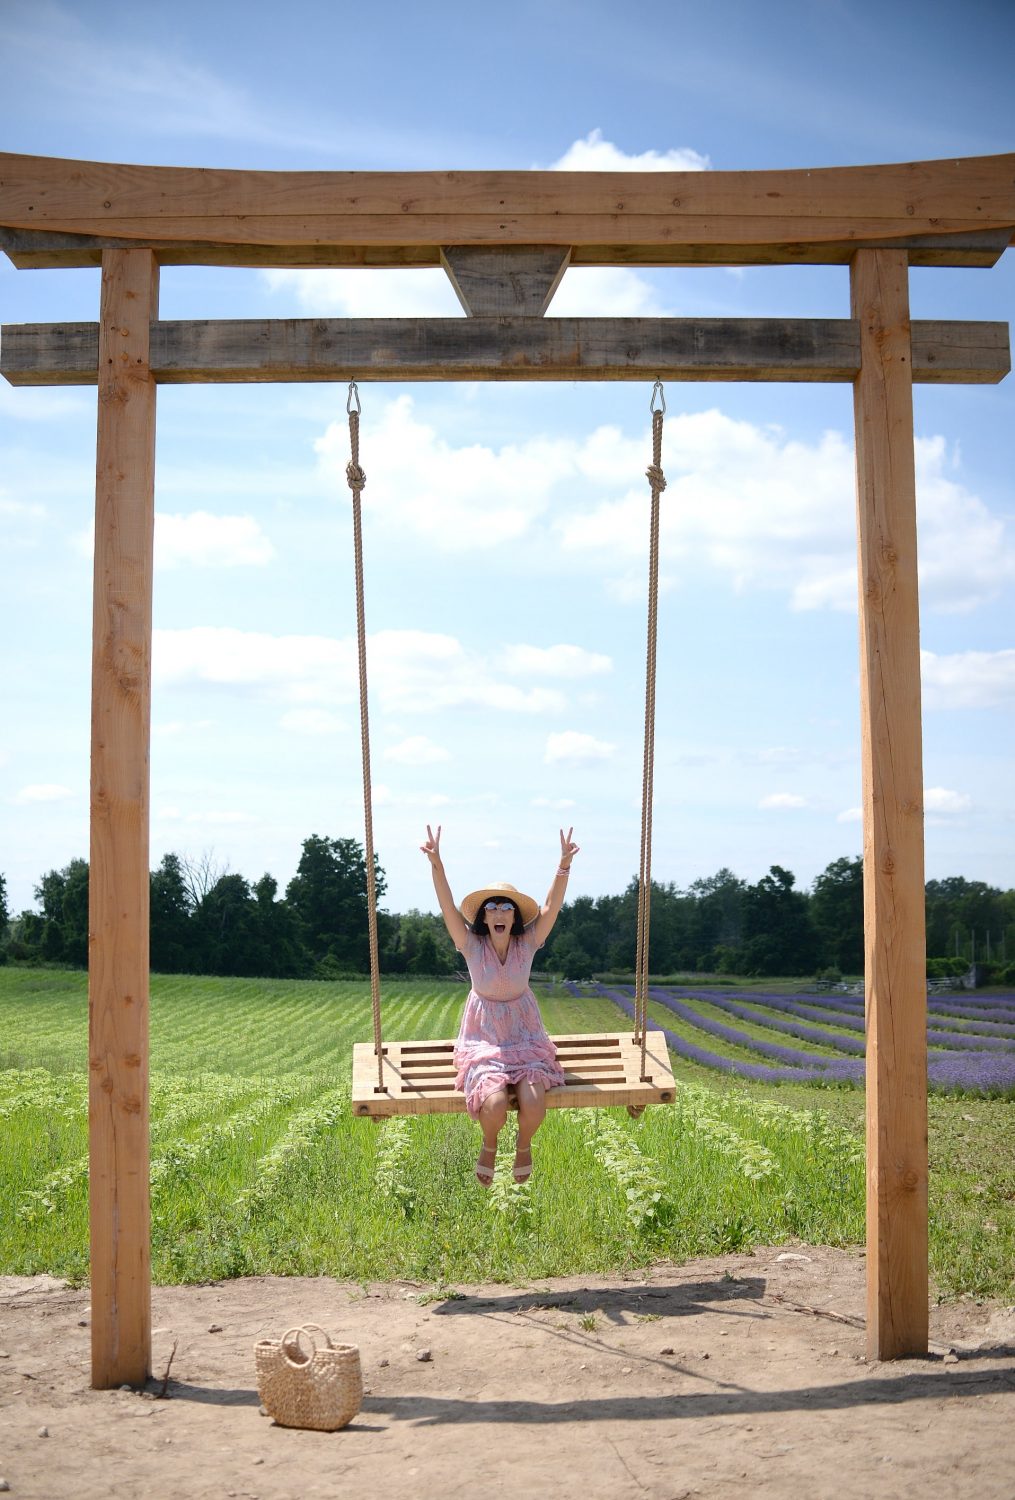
[{"x1": 349, "y1": 381, "x2": 676, "y2": 1118}]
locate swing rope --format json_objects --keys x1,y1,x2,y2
[
  {"x1": 347, "y1": 378, "x2": 665, "y2": 1097},
  {"x1": 634, "y1": 381, "x2": 666, "y2": 1078},
  {"x1": 346, "y1": 380, "x2": 385, "y2": 1091}
]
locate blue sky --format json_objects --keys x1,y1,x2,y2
[{"x1": 1, "y1": 0, "x2": 1013, "y2": 918}]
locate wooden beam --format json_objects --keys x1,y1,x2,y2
[
  {"x1": 440, "y1": 246, "x2": 571, "y2": 315},
  {"x1": 2, "y1": 225, "x2": 1009, "y2": 270},
  {"x1": 89, "y1": 248, "x2": 158, "y2": 1390},
  {"x1": 1, "y1": 316, "x2": 1009, "y2": 387},
  {"x1": 1, "y1": 151, "x2": 1013, "y2": 262},
  {"x1": 851, "y1": 248, "x2": 928, "y2": 1362}
]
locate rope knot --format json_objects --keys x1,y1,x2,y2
[
  {"x1": 346, "y1": 460, "x2": 367, "y2": 495},
  {"x1": 646, "y1": 463, "x2": 667, "y2": 494}
]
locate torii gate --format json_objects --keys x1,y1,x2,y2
[{"x1": 2, "y1": 151, "x2": 1013, "y2": 1389}]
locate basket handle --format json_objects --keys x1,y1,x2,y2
[{"x1": 281, "y1": 1323, "x2": 334, "y2": 1367}]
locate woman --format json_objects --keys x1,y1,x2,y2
[{"x1": 420, "y1": 824, "x2": 579, "y2": 1185}]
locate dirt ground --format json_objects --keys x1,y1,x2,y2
[{"x1": 1, "y1": 1247, "x2": 1013, "y2": 1500}]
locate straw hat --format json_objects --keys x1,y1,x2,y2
[{"x1": 460, "y1": 882, "x2": 539, "y2": 927}]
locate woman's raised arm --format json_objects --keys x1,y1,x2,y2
[
  {"x1": 420, "y1": 824, "x2": 469, "y2": 950},
  {"x1": 532, "y1": 827, "x2": 580, "y2": 946}
]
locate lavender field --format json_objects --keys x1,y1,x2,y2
[{"x1": 595, "y1": 983, "x2": 1015, "y2": 1097}]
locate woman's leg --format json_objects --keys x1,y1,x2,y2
[
  {"x1": 513, "y1": 1079, "x2": 546, "y2": 1180},
  {"x1": 475, "y1": 1087, "x2": 509, "y2": 1184}
]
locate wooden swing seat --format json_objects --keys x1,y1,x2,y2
[{"x1": 352, "y1": 1029, "x2": 675, "y2": 1117}]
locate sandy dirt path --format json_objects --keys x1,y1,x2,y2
[{"x1": 1, "y1": 1246, "x2": 1013, "y2": 1500}]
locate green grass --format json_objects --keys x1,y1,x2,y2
[{"x1": 0, "y1": 966, "x2": 1011, "y2": 1303}]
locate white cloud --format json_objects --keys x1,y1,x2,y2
[
  {"x1": 279, "y1": 709, "x2": 346, "y2": 736},
  {"x1": 316, "y1": 395, "x2": 573, "y2": 551},
  {"x1": 553, "y1": 412, "x2": 1015, "y2": 615},
  {"x1": 384, "y1": 736, "x2": 451, "y2": 766},
  {"x1": 0, "y1": 497, "x2": 46, "y2": 521},
  {"x1": 836, "y1": 807, "x2": 863, "y2": 823},
  {"x1": 262, "y1": 267, "x2": 462, "y2": 318},
  {"x1": 74, "y1": 512, "x2": 277, "y2": 568},
  {"x1": 759, "y1": 793, "x2": 807, "y2": 809},
  {"x1": 924, "y1": 787, "x2": 972, "y2": 814},
  {"x1": 544, "y1": 731, "x2": 616, "y2": 765},
  {"x1": 550, "y1": 266, "x2": 670, "y2": 318},
  {"x1": 501, "y1": 644, "x2": 611, "y2": 678},
  {"x1": 153, "y1": 626, "x2": 567, "y2": 717},
  {"x1": 548, "y1": 129, "x2": 711, "y2": 173},
  {"x1": 155, "y1": 719, "x2": 215, "y2": 737},
  {"x1": 156, "y1": 512, "x2": 276, "y2": 569},
  {"x1": 12, "y1": 784, "x2": 73, "y2": 804},
  {"x1": 921, "y1": 648, "x2": 1015, "y2": 709}
]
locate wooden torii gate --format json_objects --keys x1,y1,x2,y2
[{"x1": 2, "y1": 151, "x2": 1013, "y2": 1388}]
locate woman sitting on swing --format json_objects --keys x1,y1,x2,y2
[{"x1": 420, "y1": 824, "x2": 579, "y2": 1186}]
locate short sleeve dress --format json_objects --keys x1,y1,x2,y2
[{"x1": 454, "y1": 925, "x2": 567, "y2": 1120}]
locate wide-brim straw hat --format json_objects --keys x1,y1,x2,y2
[{"x1": 460, "y1": 882, "x2": 539, "y2": 927}]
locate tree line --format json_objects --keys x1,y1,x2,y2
[{"x1": 1, "y1": 836, "x2": 1014, "y2": 983}]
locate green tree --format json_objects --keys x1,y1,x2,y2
[
  {"x1": 285, "y1": 834, "x2": 387, "y2": 974},
  {"x1": 150, "y1": 853, "x2": 193, "y2": 973},
  {"x1": 252, "y1": 873, "x2": 308, "y2": 977},
  {"x1": 0, "y1": 873, "x2": 9, "y2": 964},
  {"x1": 810, "y1": 856, "x2": 864, "y2": 974},
  {"x1": 738, "y1": 865, "x2": 819, "y2": 977},
  {"x1": 34, "y1": 859, "x2": 90, "y2": 967},
  {"x1": 191, "y1": 873, "x2": 260, "y2": 976}
]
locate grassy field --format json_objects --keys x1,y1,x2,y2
[{"x1": 0, "y1": 966, "x2": 1011, "y2": 1303}]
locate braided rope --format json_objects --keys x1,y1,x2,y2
[
  {"x1": 346, "y1": 382, "x2": 385, "y2": 1092},
  {"x1": 634, "y1": 382, "x2": 666, "y2": 1079}
]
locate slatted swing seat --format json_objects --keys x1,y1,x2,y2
[{"x1": 346, "y1": 379, "x2": 676, "y2": 1119}]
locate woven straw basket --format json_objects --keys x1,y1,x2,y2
[{"x1": 254, "y1": 1323, "x2": 362, "y2": 1431}]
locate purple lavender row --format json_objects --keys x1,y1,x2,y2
[
  {"x1": 654, "y1": 988, "x2": 1014, "y2": 1053},
  {"x1": 643, "y1": 987, "x2": 854, "y2": 1070},
  {"x1": 598, "y1": 987, "x2": 1015, "y2": 1096},
  {"x1": 660, "y1": 985, "x2": 1015, "y2": 1028},
  {"x1": 596, "y1": 986, "x2": 865, "y2": 1085}
]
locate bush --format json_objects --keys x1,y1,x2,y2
[{"x1": 927, "y1": 956, "x2": 969, "y2": 979}]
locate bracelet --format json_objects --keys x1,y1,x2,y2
[{"x1": 557, "y1": 866, "x2": 571, "y2": 877}]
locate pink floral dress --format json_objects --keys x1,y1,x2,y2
[{"x1": 454, "y1": 926, "x2": 567, "y2": 1120}]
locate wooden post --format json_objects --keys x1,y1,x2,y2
[
  {"x1": 851, "y1": 248, "x2": 929, "y2": 1361},
  {"x1": 89, "y1": 247, "x2": 158, "y2": 1389}
]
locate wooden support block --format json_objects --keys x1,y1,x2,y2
[
  {"x1": 88, "y1": 248, "x2": 158, "y2": 1391},
  {"x1": 440, "y1": 246, "x2": 571, "y2": 315},
  {"x1": 1, "y1": 316, "x2": 1009, "y2": 387},
  {"x1": 851, "y1": 248, "x2": 929, "y2": 1362},
  {"x1": 352, "y1": 1032, "x2": 676, "y2": 1117}
]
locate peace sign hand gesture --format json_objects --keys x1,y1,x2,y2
[
  {"x1": 420, "y1": 824, "x2": 443, "y2": 868},
  {"x1": 559, "y1": 827, "x2": 580, "y2": 870}
]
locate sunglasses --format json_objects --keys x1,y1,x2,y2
[{"x1": 484, "y1": 901, "x2": 516, "y2": 912}]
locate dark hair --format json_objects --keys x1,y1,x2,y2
[{"x1": 470, "y1": 900, "x2": 525, "y2": 938}]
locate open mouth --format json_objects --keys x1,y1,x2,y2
[{"x1": 492, "y1": 921, "x2": 508, "y2": 933}]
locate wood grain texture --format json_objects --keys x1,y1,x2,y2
[
  {"x1": 440, "y1": 247, "x2": 571, "y2": 315},
  {"x1": 2, "y1": 316, "x2": 1008, "y2": 386},
  {"x1": 3, "y1": 225, "x2": 1010, "y2": 270},
  {"x1": 1, "y1": 151, "x2": 1013, "y2": 258},
  {"x1": 351, "y1": 1033, "x2": 676, "y2": 1117},
  {"x1": 89, "y1": 248, "x2": 158, "y2": 1390},
  {"x1": 851, "y1": 248, "x2": 929, "y2": 1362}
]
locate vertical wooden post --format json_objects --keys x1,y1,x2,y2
[
  {"x1": 89, "y1": 248, "x2": 159, "y2": 1389},
  {"x1": 851, "y1": 248, "x2": 929, "y2": 1361}
]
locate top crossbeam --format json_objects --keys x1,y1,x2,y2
[{"x1": 1, "y1": 151, "x2": 1014, "y2": 268}]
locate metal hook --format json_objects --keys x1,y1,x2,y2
[
  {"x1": 650, "y1": 379, "x2": 666, "y2": 415},
  {"x1": 346, "y1": 379, "x2": 362, "y2": 416}
]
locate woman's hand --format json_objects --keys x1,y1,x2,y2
[
  {"x1": 559, "y1": 826, "x2": 580, "y2": 870},
  {"x1": 420, "y1": 823, "x2": 443, "y2": 867}
]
